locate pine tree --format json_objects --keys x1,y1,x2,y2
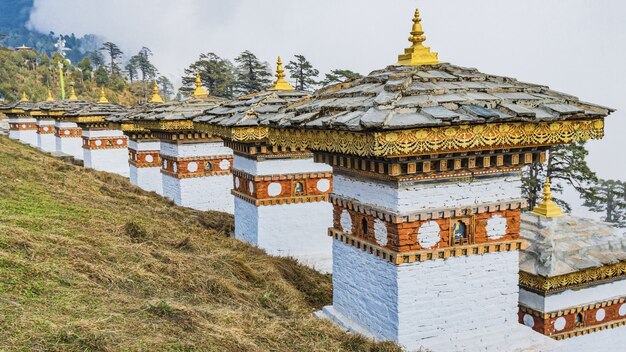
[
  {"x1": 77, "y1": 56, "x2": 93, "y2": 81},
  {"x1": 233, "y1": 50, "x2": 272, "y2": 95},
  {"x1": 285, "y1": 55, "x2": 319, "y2": 91},
  {"x1": 584, "y1": 179, "x2": 626, "y2": 227},
  {"x1": 130, "y1": 47, "x2": 158, "y2": 98},
  {"x1": 157, "y1": 75, "x2": 174, "y2": 100},
  {"x1": 521, "y1": 142, "x2": 597, "y2": 212},
  {"x1": 89, "y1": 50, "x2": 105, "y2": 69},
  {"x1": 180, "y1": 52, "x2": 236, "y2": 99},
  {"x1": 320, "y1": 69, "x2": 362, "y2": 86},
  {"x1": 125, "y1": 57, "x2": 138, "y2": 83},
  {"x1": 99, "y1": 42, "x2": 123, "y2": 75}
]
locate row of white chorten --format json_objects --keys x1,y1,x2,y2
[{"x1": 2, "y1": 8, "x2": 625, "y2": 352}]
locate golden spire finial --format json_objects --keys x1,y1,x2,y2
[
  {"x1": 270, "y1": 56, "x2": 294, "y2": 91},
  {"x1": 192, "y1": 72, "x2": 209, "y2": 98},
  {"x1": 46, "y1": 89, "x2": 54, "y2": 102},
  {"x1": 98, "y1": 87, "x2": 109, "y2": 103},
  {"x1": 532, "y1": 178, "x2": 564, "y2": 218},
  {"x1": 68, "y1": 83, "x2": 78, "y2": 101},
  {"x1": 150, "y1": 81, "x2": 164, "y2": 103},
  {"x1": 20, "y1": 91, "x2": 29, "y2": 102},
  {"x1": 397, "y1": 7, "x2": 439, "y2": 66}
]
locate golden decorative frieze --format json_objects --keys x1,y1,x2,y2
[
  {"x1": 519, "y1": 261, "x2": 626, "y2": 294},
  {"x1": 195, "y1": 123, "x2": 269, "y2": 142},
  {"x1": 136, "y1": 120, "x2": 194, "y2": 131},
  {"x1": 268, "y1": 119, "x2": 604, "y2": 157}
]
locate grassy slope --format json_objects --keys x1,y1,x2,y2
[{"x1": 0, "y1": 136, "x2": 400, "y2": 352}]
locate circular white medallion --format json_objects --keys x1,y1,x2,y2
[
  {"x1": 554, "y1": 317, "x2": 566, "y2": 332},
  {"x1": 187, "y1": 162, "x2": 198, "y2": 172},
  {"x1": 64, "y1": 130, "x2": 70, "y2": 135},
  {"x1": 116, "y1": 139, "x2": 123, "y2": 145},
  {"x1": 173, "y1": 162, "x2": 178, "y2": 172},
  {"x1": 487, "y1": 215, "x2": 508, "y2": 240},
  {"x1": 374, "y1": 219, "x2": 388, "y2": 246},
  {"x1": 523, "y1": 314, "x2": 535, "y2": 328},
  {"x1": 267, "y1": 182, "x2": 282, "y2": 197},
  {"x1": 235, "y1": 177, "x2": 240, "y2": 188},
  {"x1": 43, "y1": 126, "x2": 49, "y2": 132},
  {"x1": 340, "y1": 210, "x2": 352, "y2": 234},
  {"x1": 316, "y1": 178, "x2": 331, "y2": 192},
  {"x1": 620, "y1": 304, "x2": 626, "y2": 317},
  {"x1": 95, "y1": 140, "x2": 102, "y2": 146},
  {"x1": 219, "y1": 159, "x2": 231, "y2": 170},
  {"x1": 595, "y1": 309, "x2": 606, "y2": 322},
  {"x1": 145, "y1": 155, "x2": 154, "y2": 163},
  {"x1": 418, "y1": 221, "x2": 441, "y2": 249},
  {"x1": 249, "y1": 181, "x2": 254, "y2": 193},
  {"x1": 21, "y1": 124, "x2": 26, "y2": 128}
]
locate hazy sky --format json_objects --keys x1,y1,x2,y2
[{"x1": 28, "y1": 0, "x2": 625, "y2": 186}]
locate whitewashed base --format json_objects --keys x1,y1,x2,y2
[
  {"x1": 234, "y1": 198, "x2": 333, "y2": 273},
  {"x1": 321, "y1": 240, "x2": 554, "y2": 351},
  {"x1": 37, "y1": 134, "x2": 56, "y2": 152},
  {"x1": 555, "y1": 324, "x2": 626, "y2": 352},
  {"x1": 84, "y1": 148, "x2": 130, "y2": 177},
  {"x1": 56, "y1": 136, "x2": 83, "y2": 160},
  {"x1": 130, "y1": 166, "x2": 163, "y2": 195},
  {"x1": 162, "y1": 173, "x2": 233, "y2": 213},
  {"x1": 9, "y1": 130, "x2": 37, "y2": 147}
]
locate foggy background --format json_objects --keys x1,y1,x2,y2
[{"x1": 27, "y1": 0, "x2": 625, "y2": 217}]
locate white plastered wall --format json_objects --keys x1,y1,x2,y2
[
  {"x1": 8, "y1": 117, "x2": 37, "y2": 146},
  {"x1": 234, "y1": 197, "x2": 333, "y2": 273},
  {"x1": 233, "y1": 155, "x2": 332, "y2": 175},
  {"x1": 555, "y1": 325, "x2": 626, "y2": 352},
  {"x1": 324, "y1": 240, "x2": 554, "y2": 352},
  {"x1": 130, "y1": 166, "x2": 163, "y2": 195},
  {"x1": 333, "y1": 173, "x2": 522, "y2": 213},
  {"x1": 129, "y1": 140, "x2": 162, "y2": 194},
  {"x1": 233, "y1": 154, "x2": 334, "y2": 272},
  {"x1": 36, "y1": 119, "x2": 56, "y2": 152},
  {"x1": 54, "y1": 121, "x2": 82, "y2": 159},
  {"x1": 160, "y1": 140, "x2": 232, "y2": 158},
  {"x1": 82, "y1": 130, "x2": 129, "y2": 177},
  {"x1": 129, "y1": 140, "x2": 159, "y2": 152},
  {"x1": 84, "y1": 148, "x2": 130, "y2": 177},
  {"x1": 160, "y1": 140, "x2": 234, "y2": 213},
  {"x1": 162, "y1": 173, "x2": 233, "y2": 213}
]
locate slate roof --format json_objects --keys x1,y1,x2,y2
[
  {"x1": 521, "y1": 213, "x2": 626, "y2": 277},
  {"x1": 38, "y1": 100, "x2": 94, "y2": 114},
  {"x1": 0, "y1": 100, "x2": 43, "y2": 113},
  {"x1": 63, "y1": 102, "x2": 128, "y2": 118},
  {"x1": 259, "y1": 63, "x2": 613, "y2": 131},
  {"x1": 108, "y1": 96, "x2": 226, "y2": 124},
  {"x1": 193, "y1": 90, "x2": 309, "y2": 126}
]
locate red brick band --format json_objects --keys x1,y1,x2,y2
[
  {"x1": 82, "y1": 136, "x2": 128, "y2": 150},
  {"x1": 55, "y1": 127, "x2": 82, "y2": 138},
  {"x1": 9, "y1": 122, "x2": 37, "y2": 131},
  {"x1": 161, "y1": 155, "x2": 233, "y2": 179},
  {"x1": 129, "y1": 150, "x2": 161, "y2": 168},
  {"x1": 37, "y1": 125, "x2": 55, "y2": 134},
  {"x1": 519, "y1": 297, "x2": 626, "y2": 340}
]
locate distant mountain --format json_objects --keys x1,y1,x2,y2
[{"x1": 0, "y1": 0, "x2": 100, "y2": 64}]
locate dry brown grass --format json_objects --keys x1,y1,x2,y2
[{"x1": 0, "y1": 136, "x2": 401, "y2": 352}]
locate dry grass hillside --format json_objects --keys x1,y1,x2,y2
[{"x1": 0, "y1": 136, "x2": 400, "y2": 352}]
